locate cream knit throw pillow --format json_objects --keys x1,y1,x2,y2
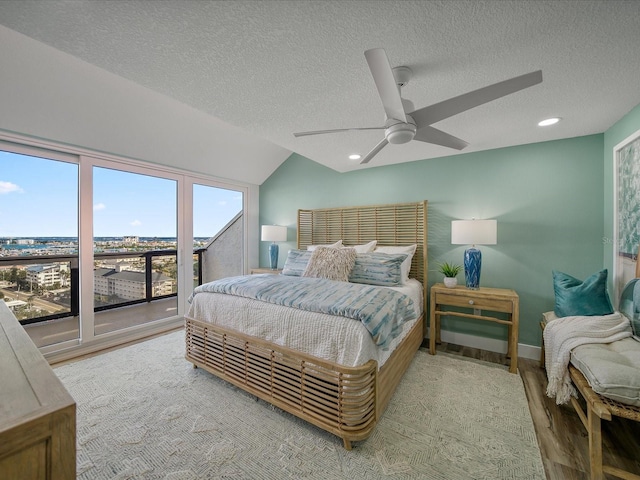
[{"x1": 303, "y1": 246, "x2": 357, "y2": 282}]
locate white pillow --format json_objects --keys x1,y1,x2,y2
[
  {"x1": 374, "y1": 244, "x2": 417, "y2": 283},
  {"x1": 348, "y1": 240, "x2": 377, "y2": 253},
  {"x1": 307, "y1": 240, "x2": 343, "y2": 251}
]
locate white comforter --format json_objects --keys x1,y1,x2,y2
[{"x1": 186, "y1": 278, "x2": 423, "y2": 368}]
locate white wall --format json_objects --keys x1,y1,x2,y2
[{"x1": 0, "y1": 25, "x2": 290, "y2": 186}]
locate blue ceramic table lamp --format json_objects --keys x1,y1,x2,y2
[
  {"x1": 261, "y1": 225, "x2": 287, "y2": 270},
  {"x1": 451, "y1": 219, "x2": 497, "y2": 289}
]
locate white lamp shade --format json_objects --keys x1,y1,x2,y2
[
  {"x1": 261, "y1": 225, "x2": 287, "y2": 242},
  {"x1": 451, "y1": 219, "x2": 497, "y2": 245}
]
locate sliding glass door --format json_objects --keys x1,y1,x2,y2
[{"x1": 92, "y1": 166, "x2": 179, "y2": 336}]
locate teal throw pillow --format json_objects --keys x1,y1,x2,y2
[{"x1": 552, "y1": 269, "x2": 614, "y2": 317}]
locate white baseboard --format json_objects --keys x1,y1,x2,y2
[{"x1": 427, "y1": 327, "x2": 541, "y2": 361}]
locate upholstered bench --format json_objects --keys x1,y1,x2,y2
[{"x1": 542, "y1": 310, "x2": 640, "y2": 480}]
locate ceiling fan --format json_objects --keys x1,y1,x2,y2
[{"x1": 294, "y1": 48, "x2": 542, "y2": 164}]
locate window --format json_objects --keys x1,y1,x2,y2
[{"x1": 0, "y1": 135, "x2": 250, "y2": 358}]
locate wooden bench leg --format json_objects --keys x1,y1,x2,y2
[{"x1": 587, "y1": 401, "x2": 604, "y2": 480}]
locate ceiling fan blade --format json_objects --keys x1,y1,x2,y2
[
  {"x1": 414, "y1": 125, "x2": 469, "y2": 150},
  {"x1": 294, "y1": 126, "x2": 386, "y2": 137},
  {"x1": 360, "y1": 137, "x2": 389, "y2": 164},
  {"x1": 411, "y1": 70, "x2": 543, "y2": 127},
  {"x1": 364, "y1": 48, "x2": 407, "y2": 123}
]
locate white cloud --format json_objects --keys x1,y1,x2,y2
[
  {"x1": 130, "y1": 220, "x2": 142, "y2": 227},
  {"x1": 0, "y1": 181, "x2": 23, "y2": 194},
  {"x1": 93, "y1": 203, "x2": 106, "y2": 211},
  {"x1": 218, "y1": 201, "x2": 227, "y2": 206}
]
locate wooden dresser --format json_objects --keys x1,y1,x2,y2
[{"x1": 0, "y1": 302, "x2": 76, "y2": 479}]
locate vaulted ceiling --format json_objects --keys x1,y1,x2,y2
[{"x1": 1, "y1": 0, "x2": 639, "y2": 181}]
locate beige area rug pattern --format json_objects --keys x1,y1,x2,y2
[{"x1": 54, "y1": 331, "x2": 545, "y2": 479}]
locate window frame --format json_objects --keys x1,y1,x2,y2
[{"x1": 0, "y1": 132, "x2": 253, "y2": 361}]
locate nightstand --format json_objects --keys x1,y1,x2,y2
[
  {"x1": 429, "y1": 283, "x2": 520, "y2": 373},
  {"x1": 250, "y1": 268, "x2": 282, "y2": 275}
]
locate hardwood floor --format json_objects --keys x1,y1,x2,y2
[{"x1": 432, "y1": 341, "x2": 640, "y2": 480}]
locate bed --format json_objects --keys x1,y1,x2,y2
[{"x1": 185, "y1": 201, "x2": 427, "y2": 449}]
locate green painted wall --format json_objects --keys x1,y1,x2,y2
[
  {"x1": 603, "y1": 103, "x2": 640, "y2": 292},
  {"x1": 260, "y1": 135, "x2": 605, "y2": 347}
]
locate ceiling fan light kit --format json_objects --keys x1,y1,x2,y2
[
  {"x1": 294, "y1": 48, "x2": 543, "y2": 165},
  {"x1": 386, "y1": 122, "x2": 416, "y2": 144}
]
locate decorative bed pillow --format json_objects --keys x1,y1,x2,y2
[
  {"x1": 347, "y1": 240, "x2": 377, "y2": 253},
  {"x1": 281, "y1": 250, "x2": 312, "y2": 276},
  {"x1": 307, "y1": 240, "x2": 342, "y2": 251},
  {"x1": 552, "y1": 269, "x2": 614, "y2": 317},
  {"x1": 374, "y1": 244, "x2": 417, "y2": 284},
  {"x1": 302, "y1": 246, "x2": 357, "y2": 282},
  {"x1": 348, "y1": 252, "x2": 407, "y2": 286}
]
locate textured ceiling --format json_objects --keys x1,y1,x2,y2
[{"x1": 1, "y1": 0, "x2": 639, "y2": 176}]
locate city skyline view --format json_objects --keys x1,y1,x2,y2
[{"x1": 1, "y1": 150, "x2": 243, "y2": 238}]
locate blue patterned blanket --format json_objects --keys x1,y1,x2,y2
[{"x1": 190, "y1": 274, "x2": 416, "y2": 348}]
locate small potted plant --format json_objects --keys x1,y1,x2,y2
[{"x1": 438, "y1": 261, "x2": 462, "y2": 288}]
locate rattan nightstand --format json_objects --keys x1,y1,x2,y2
[{"x1": 429, "y1": 283, "x2": 520, "y2": 373}]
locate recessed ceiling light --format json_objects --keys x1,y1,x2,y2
[
  {"x1": 348, "y1": 154, "x2": 361, "y2": 160},
  {"x1": 538, "y1": 117, "x2": 561, "y2": 127}
]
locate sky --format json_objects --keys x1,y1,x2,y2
[{"x1": 0, "y1": 150, "x2": 243, "y2": 238}]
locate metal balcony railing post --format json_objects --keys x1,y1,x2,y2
[
  {"x1": 197, "y1": 249, "x2": 204, "y2": 286},
  {"x1": 70, "y1": 257, "x2": 79, "y2": 317},
  {"x1": 145, "y1": 252, "x2": 153, "y2": 302}
]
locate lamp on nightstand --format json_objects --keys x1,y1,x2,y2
[
  {"x1": 261, "y1": 225, "x2": 287, "y2": 270},
  {"x1": 451, "y1": 219, "x2": 497, "y2": 289}
]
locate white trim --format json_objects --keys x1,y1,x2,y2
[
  {"x1": 78, "y1": 156, "x2": 95, "y2": 342},
  {"x1": 427, "y1": 328, "x2": 542, "y2": 361}
]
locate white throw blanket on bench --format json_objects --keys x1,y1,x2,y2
[{"x1": 544, "y1": 312, "x2": 632, "y2": 405}]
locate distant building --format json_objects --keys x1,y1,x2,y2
[
  {"x1": 15, "y1": 239, "x2": 35, "y2": 245},
  {"x1": 25, "y1": 263, "x2": 69, "y2": 287},
  {"x1": 5, "y1": 299, "x2": 28, "y2": 312},
  {"x1": 94, "y1": 267, "x2": 173, "y2": 300},
  {"x1": 123, "y1": 236, "x2": 139, "y2": 245}
]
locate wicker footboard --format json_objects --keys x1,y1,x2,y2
[{"x1": 185, "y1": 314, "x2": 423, "y2": 449}]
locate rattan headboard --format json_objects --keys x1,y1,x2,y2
[{"x1": 297, "y1": 201, "x2": 428, "y2": 287}]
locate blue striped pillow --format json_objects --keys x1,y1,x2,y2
[
  {"x1": 281, "y1": 249, "x2": 312, "y2": 276},
  {"x1": 348, "y1": 253, "x2": 407, "y2": 286}
]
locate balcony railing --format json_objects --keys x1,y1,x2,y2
[{"x1": 0, "y1": 249, "x2": 205, "y2": 326}]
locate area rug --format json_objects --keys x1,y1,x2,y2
[{"x1": 54, "y1": 330, "x2": 545, "y2": 479}]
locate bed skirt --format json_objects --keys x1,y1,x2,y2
[{"x1": 184, "y1": 313, "x2": 424, "y2": 449}]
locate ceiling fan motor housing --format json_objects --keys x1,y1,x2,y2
[{"x1": 385, "y1": 122, "x2": 417, "y2": 144}]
